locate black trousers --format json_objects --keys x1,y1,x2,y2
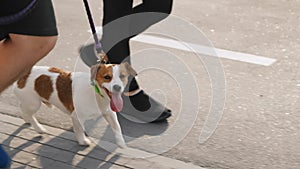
[
  {"x1": 102, "y1": 0, "x2": 173, "y2": 91},
  {"x1": 102, "y1": 0, "x2": 173, "y2": 63}
]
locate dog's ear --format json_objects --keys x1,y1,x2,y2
[
  {"x1": 90, "y1": 64, "x2": 101, "y2": 82},
  {"x1": 122, "y1": 62, "x2": 137, "y2": 76}
]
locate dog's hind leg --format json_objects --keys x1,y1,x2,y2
[
  {"x1": 71, "y1": 112, "x2": 91, "y2": 146},
  {"x1": 20, "y1": 100, "x2": 47, "y2": 134},
  {"x1": 103, "y1": 111, "x2": 126, "y2": 148}
]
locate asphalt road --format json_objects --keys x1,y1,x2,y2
[{"x1": 1, "y1": 0, "x2": 300, "y2": 168}]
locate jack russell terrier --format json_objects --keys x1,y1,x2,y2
[{"x1": 13, "y1": 62, "x2": 137, "y2": 148}]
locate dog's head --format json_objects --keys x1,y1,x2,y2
[{"x1": 90, "y1": 62, "x2": 137, "y2": 112}]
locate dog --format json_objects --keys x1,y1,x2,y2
[{"x1": 13, "y1": 62, "x2": 137, "y2": 148}]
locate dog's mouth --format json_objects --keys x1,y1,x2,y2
[{"x1": 103, "y1": 88, "x2": 123, "y2": 112}]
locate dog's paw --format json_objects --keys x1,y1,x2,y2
[{"x1": 78, "y1": 137, "x2": 92, "y2": 146}]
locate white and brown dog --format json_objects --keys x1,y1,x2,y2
[{"x1": 13, "y1": 62, "x2": 137, "y2": 148}]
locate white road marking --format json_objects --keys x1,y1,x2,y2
[
  {"x1": 132, "y1": 35, "x2": 276, "y2": 66},
  {"x1": 90, "y1": 27, "x2": 277, "y2": 66}
]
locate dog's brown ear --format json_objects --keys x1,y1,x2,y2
[
  {"x1": 90, "y1": 64, "x2": 101, "y2": 82},
  {"x1": 123, "y1": 62, "x2": 137, "y2": 76}
]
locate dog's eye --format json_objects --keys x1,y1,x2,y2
[
  {"x1": 104, "y1": 75, "x2": 111, "y2": 80},
  {"x1": 119, "y1": 74, "x2": 125, "y2": 79}
]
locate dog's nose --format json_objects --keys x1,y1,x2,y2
[{"x1": 113, "y1": 85, "x2": 122, "y2": 92}]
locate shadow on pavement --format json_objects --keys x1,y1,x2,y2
[
  {"x1": 2, "y1": 115, "x2": 169, "y2": 168},
  {"x1": 2, "y1": 124, "x2": 43, "y2": 158}
]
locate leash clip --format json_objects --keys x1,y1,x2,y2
[{"x1": 96, "y1": 51, "x2": 109, "y2": 64}]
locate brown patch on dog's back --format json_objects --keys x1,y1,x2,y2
[
  {"x1": 35, "y1": 75, "x2": 53, "y2": 100},
  {"x1": 49, "y1": 67, "x2": 74, "y2": 113},
  {"x1": 17, "y1": 70, "x2": 31, "y2": 89}
]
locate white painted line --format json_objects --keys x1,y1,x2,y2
[
  {"x1": 90, "y1": 27, "x2": 277, "y2": 66},
  {"x1": 132, "y1": 35, "x2": 276, "y2": 66}
]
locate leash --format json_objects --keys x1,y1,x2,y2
[
  {"x1": 0, "y1": 0, "x2": 39, "y2": 25},
  {"x1": 82, "y1": 0, "x2": 104, "y2": 62},
  {"x1": 82, "y1": 0, "x2": 108, "y2": 96}
]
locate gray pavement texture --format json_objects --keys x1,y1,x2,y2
[
  {"x1": 0, "y1": 113, "x2": 204, "y2": 169},
  {"x1": 1, "y1": 0, "x2": 300, "y2": 169}
]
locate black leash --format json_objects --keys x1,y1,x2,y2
[{"x1": 82, "y1": 0, "x2": 103, "y2": 59}]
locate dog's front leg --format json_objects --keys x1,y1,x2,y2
[
  {"x1": 71, "y1": 112, "x2": 91, "y2": 146},
  {"x1": 103, "y1": 111, "x2": 127, "y2": 148}
]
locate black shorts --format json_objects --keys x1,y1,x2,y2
[{"x1": 0, "y1": 0, "x2": 58, "y2": 40}]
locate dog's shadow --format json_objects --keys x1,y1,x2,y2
[
  {"x1": 84, "y1": 113, "x2": 169, "y2": 153},
  {"x1": 74, "y1": 116, "x2": 169, "y2": 168}
]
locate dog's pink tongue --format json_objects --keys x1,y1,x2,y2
[{"x1": 110, "y1": 93, "x2": 123, "y2": 112}]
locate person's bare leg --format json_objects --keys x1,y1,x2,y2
[{"x1": 0, "y1": 34, "x2": 57, "y2": 93}]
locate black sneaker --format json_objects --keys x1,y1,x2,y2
[{"x1": 120, "y1": 90, "x2": 172, "y2": 123}]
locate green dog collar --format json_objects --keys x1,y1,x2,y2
[{"x1": 94, "y1": 85, "x2": 104, "y2": 97}]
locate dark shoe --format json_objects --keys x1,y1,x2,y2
[{"x1": 120, "y1": 90, "x2": 172, "y2": 123}]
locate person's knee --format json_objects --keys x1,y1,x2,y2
[
  {"x1": 26, "y1": 36, "x2": 57, "y2": 61},
  {"x1": 44, "y1": 36, "x2": 57, "y2": 52},
  {"x1": 28, "y1": 36, "x2": 57, "y2": 65},
  {"x1": 9, "y1": 34, "x2": 57, "y2": 57},
  {"x1": 7, "y1": 34, "x2": 58, "y2": 67},
  {"x1": 33, "y1": 36, "x2": 57, "y2": 58}
]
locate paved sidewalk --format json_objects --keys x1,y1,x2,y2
[{"x1": 0, "y1": 113, "x2": 204, "y2": 169}]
